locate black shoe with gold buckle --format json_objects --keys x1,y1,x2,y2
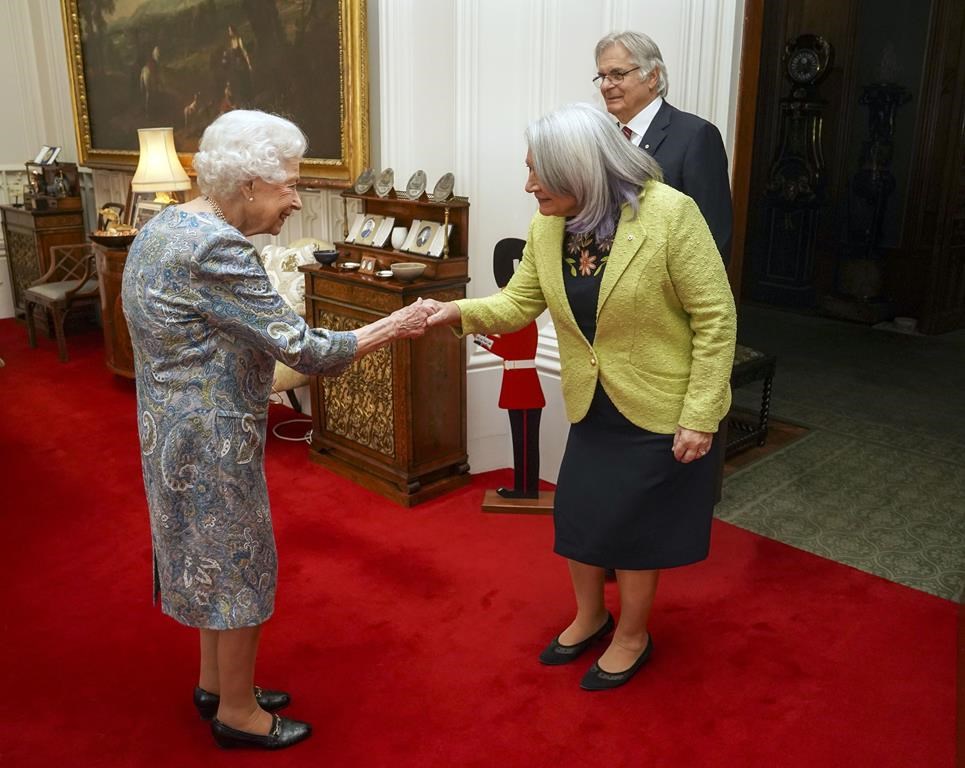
[
  {"x1": 211, "y1": 713, "x2": 312, "y2": 750},
  {"x1": 193, "y1": 685, "x2": 291, "y2": 720}
]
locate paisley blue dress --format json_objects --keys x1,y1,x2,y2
[{"x1": 121, "y1": 206, "x2": 357, "y2": 629}]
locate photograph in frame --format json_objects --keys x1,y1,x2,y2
[
  {"x1": 345, "y1": 212, "x2": 367, "y2": 243},
  {"x1": 406, "y1": 221, "x2": 440, "y2": 256},
  {"x1": 61, "y1": 0, "x2": 368, "y2": 184},
  {"x1": 132, "y1": 199, "x2": 166, "y2": 230},
  {"x1": 371, "y1": 216, "x2": 395, "y2": 247},
  {"x1": 427, "y1": 224, "x2": 453, "y2": 258},
  {"x1": 359, "y1": 256, "x2": 378, "y2": 274},
  {"x1": 355, "y1": 215, "x2": 385, "y2": 247},
  {"x1": 400, "y1": 220, "x2": 423, "y2": 252}
]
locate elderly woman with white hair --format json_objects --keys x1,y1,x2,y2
[
  {"x1": 122, "y1": 110, "x2": 431, "y2": 749},
  {"x1": 425, "y1": 103, "x2": 736, "y2": 690}
]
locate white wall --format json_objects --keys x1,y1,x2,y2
[
  {"x1": 374, "y1": 0, "x2": 745, "y2": 480},
  {"x1": 0, "y1": 0, "x2": 746, "y2": 483}
]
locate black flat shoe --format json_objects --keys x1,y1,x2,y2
[
  {"x1": 194, "y1": 685, "x2": 291, "y2": 720},
  {"x1": 538, "y1": 612, "x2": 615, "y2": 666},
  {"x1": 579, "y1": 635, "x2": 653, "y2": 691},
  {"x1": 211, "y1": 714, "x2": 312, "y2": 750}
]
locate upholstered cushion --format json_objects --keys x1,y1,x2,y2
[
  {"x1": 260, "y1": 243, "x2": 317, "y2": 400},
  {"x1": 260, "y1": 243, "x2": 314, "y2": 316},
  {"x1": 26, "y1": 279, "x2": 98, "y2": 301},
  {"x1": 272, "y1": 361, "x2": 309, "y2": 392}
]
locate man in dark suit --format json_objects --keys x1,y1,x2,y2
[{"x1": 595, "y1": 31, "x2": 733, "y2": 264}]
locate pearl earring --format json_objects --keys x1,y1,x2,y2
[{"x1": 248, "y1": 196, "x2": 254, "y2": 202}]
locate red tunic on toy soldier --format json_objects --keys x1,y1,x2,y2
[{"x1": 475, "y1": 238, "x2": 546, "y2": 499}]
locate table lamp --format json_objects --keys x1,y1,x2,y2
[{"x1": 130, "y1": 127, "x2": 191, "y2": 204}]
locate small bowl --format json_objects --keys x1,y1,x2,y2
[
  {"x1": 375, "y1": 269, "x2": 394, "y2": 279},
  {"x1": 339, "y1": 261, "x2": 361, "y2": 271},
  {"x1": 390, "y1": 262, "x2": 427, "y2": 282},
  {"x1": 89, "y1": 230, "x2": 137, "y2": 247},
  {"x1": 313, "y1": 249, "x2": 338, "y2": 265}
]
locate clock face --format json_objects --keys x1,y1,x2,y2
[{"x1": 788, "y1": 48, "x2": 820, "y2": 84}]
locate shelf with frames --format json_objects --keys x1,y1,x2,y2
[{"x1": 337, "y1": 189, "x2": 469, "y2": 280}]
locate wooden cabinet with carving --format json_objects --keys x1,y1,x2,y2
[
  {"x1": 301, "y1": 189, "x2": 471, "y2": 506},
  {"x1": 0, "y1": 204, "x2": 88, "y2": 333}
]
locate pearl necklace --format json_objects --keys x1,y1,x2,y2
[{"x1": 203, "y1": 195, "x2": 227, "y2": 222}]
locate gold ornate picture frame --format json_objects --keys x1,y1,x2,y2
[{"x1": 60, "y1": 0, "x2": 369, "y2": 187}]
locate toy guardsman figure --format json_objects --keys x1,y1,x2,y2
[{"x1": 474, "y1": 238, "x2": 545, "y2": 499}]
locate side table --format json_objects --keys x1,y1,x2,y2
[{"x1": 93, "y1": 243, "x2": 134, "y2": 378}]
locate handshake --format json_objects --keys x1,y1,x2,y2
[{"x1": 388, "y1": 298, "x2": 461, "y2": 339}]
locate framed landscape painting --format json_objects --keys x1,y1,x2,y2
[{"x1": 61, "y1": 0, "x2": 369, "y2": 186}]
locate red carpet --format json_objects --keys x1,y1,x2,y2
[{"x1": 0, "y1": 320, "x2": 956, "y2": 767}]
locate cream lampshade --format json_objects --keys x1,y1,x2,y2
[{"x1": 130, "y1": 127, "x2": 191, "y2": 204}]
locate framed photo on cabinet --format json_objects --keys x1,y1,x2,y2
[
  {"x1": 427, "y1": 224, "x2": 453, "y2": 258},
  {"x1": 60, "y1": 0, "x2": 368, "y2": 184},
  {"x1": 345, "y1": 213, "x2": 366, "y2": 243},
  {"x1": 354, "y1": 215, "x2": 385, "y2": 246},
  {"x1": 404, "y1": 220, "x2": 440, "y2": 256}
]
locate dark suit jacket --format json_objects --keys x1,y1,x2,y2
[{"x1": 639, "y1": 101, "x2": 733, "y2": 264}]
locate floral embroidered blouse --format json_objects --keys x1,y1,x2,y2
[{"x1": 562, "y1": 227, "x2": 615, "y2": 345}]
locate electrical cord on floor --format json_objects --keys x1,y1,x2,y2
[
  {"x1": 268, "y1": 391, "x2": 312, "y2": 442},
  {"x1": 271, "y1": 418, "x2": 313, "y2": 443}
]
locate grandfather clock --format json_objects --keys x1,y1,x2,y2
[
  {"x1": 751, "y1": 34, "x2": 834, "y2": 307},
  {"x1": 822, "y1": 82, "x2": 911, "y2": 322}
]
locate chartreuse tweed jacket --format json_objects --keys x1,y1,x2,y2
[{"x1": 456, "y1": 181, "x2": 736, "y2": 435}]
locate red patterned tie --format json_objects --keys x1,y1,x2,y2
[{"x1": 621, "y1": 125, "x2": 633, "y2": 140}]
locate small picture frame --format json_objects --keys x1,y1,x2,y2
[
  {"x1": 132, "y1": 198, "x2": 165, "y2": 229},
  {"x1": 403, "y1": 220, "x2": 440, "y2": 255},
  {"x1": 354, "y1": 214, "x2": 385, "y2": 246},
  {"x1": 359, "y1": 256, "x2": 378, "y2": 274},
  {"x1": 345, "y1": 212, "x2": 366, "y2": 243},
  {"x1": 371, "y1": 216, "x2": 395, "y2": 247},
  {"x1": 427, "y1": 223, "x2": 453, "y2": 258}
]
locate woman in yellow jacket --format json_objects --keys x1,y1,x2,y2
[{"x1": 425, "y1": 103, "x2": 736, "y2": 690}]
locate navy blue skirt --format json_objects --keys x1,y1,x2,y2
[{"x1": 553, "y1": 385, "x2": 719, "y2": 570}]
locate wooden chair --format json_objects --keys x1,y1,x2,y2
[{"x1": 23, "y1": 243, "x2": 99, "y2": 362}]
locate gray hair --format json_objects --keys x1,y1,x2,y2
[
  {"x1": 525, "y1": 103, "x2": 662, "y2": 240},
  {"x1": 595, "y1": 31, "x2": 669, "y2": 98},
  {"x1": 192, "y1": 110, "x2": 307, "y2": 198}
]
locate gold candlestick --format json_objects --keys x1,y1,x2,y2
[{"x1": 443, "y1": 207, "x2": 450, "y2": 258}]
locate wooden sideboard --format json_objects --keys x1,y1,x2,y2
[
  {"x1": 92, "y1": 243, "x2": 135, "y2": 378},
  {"x1": 302, "y1": 263, "x2": 470, "y2": 507},
  {"x1": 0, "y1": 204, "x2": 88, "y2": 331}
]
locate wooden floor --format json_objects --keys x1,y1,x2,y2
[{"x1": 723, "y1": 418, "x2": 809, "y2": 477}]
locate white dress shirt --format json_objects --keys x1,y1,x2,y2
[{"x1": 620, "y1": 97, "x2": 664, "y2": 150}]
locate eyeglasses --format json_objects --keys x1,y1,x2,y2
[{"x1": 592, "y1": 66, "x2": 641, "y2": 87}]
